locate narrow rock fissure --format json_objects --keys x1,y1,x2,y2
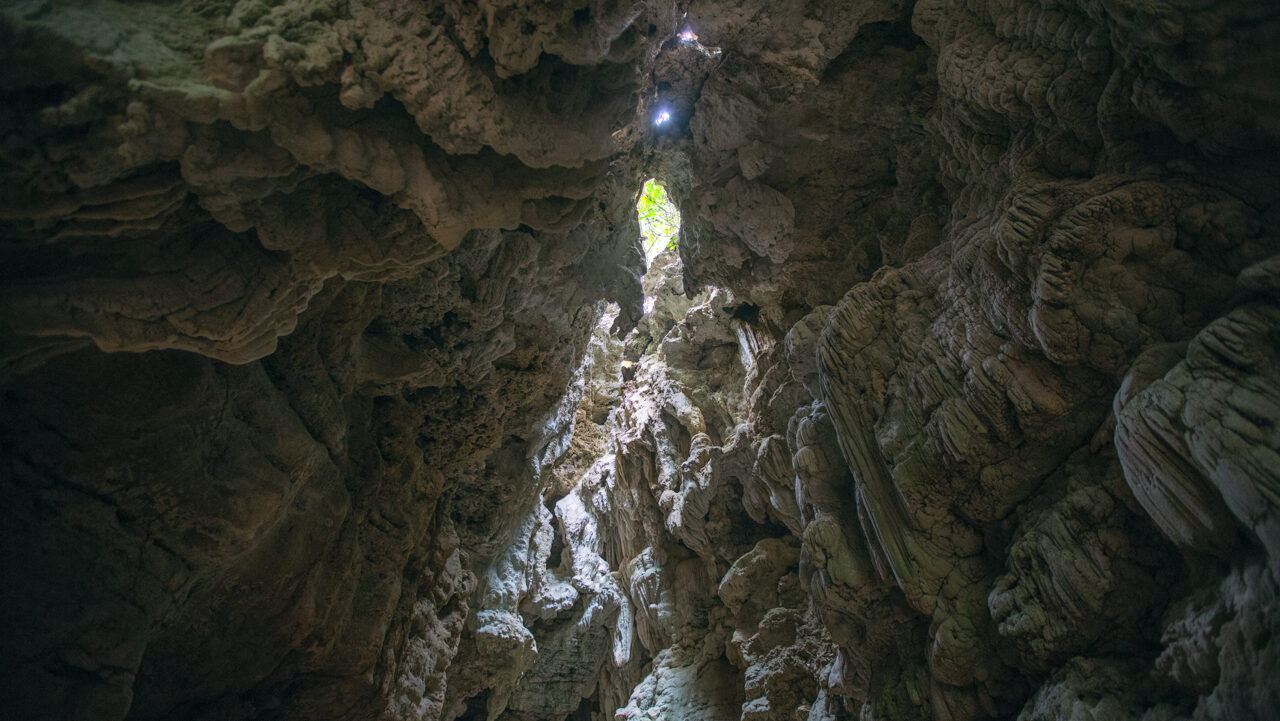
[{"x1": 452, "y1": 176, "x2": 824, "y2": 720}]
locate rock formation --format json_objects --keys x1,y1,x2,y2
[{"x1": 1, "y1": 1, "x2": 1277, "y2": 720}]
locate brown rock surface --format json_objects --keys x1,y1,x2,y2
[{"x1": 2, "y1": 0, "x2": 1278, "y2": 720}]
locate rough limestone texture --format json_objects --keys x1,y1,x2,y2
[
  {"x1": 2, "y1": 1, "x2": 1279, "y2": 721},
  {"x1": 0, "y1": 1, "x2": 671, "y2": 719}
]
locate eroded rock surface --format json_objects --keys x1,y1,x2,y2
[
  {"x1": 2, "y1": 0, "x2": 1278, "y2": 720},
  {"x1": 0, "y1": 1, "x2": 667, "y2": 718}
]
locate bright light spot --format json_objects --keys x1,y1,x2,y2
[
  {"x1": 676, "y1": 26, "x2": 720, "y2": 58},
  {"x1": 643, "y1": 295, "x2": 655, "y2": 314},
  {"x1": 654, "y1": 109, "x2": 671, "y2": 126}
]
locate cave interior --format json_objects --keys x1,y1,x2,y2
[{"x1": 1, "y1": 1, "x2": 1279, "y2": 720}]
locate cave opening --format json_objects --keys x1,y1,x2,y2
[
  {"x1": 636, "y1": 178, "x2": 680, "y2": 315},
  {"x1": 637, "y1": 178, "x2": 679, "y2": 266}
]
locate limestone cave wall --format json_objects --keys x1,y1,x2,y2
[{"x1": 1, "y1": 1, "x2": 1277, "y2": 720}]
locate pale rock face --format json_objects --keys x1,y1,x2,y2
[{"x1": 2, "y1": 0, "x2": 1279, "y2": 720}]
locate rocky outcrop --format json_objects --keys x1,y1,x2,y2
[
  {"x1": 2, "y1": 0, "x2": 1278, "y2": 720},
  {"x1": 648, "y1": 0, "x2": 1280, "y2": 718},
  {"x1": 0, "y1": 1, "x2": 670, "y2": 719}
]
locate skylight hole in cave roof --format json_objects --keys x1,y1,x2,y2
[
  {"x1": 675, "y1": 24, "x2": 720, "y2": 57},
  {"x1": 637, "y1": 178, "x2": 679, "y2": 266},
  {"x1": 636, "y1": 178, "x2": 680, "y2": 314}
]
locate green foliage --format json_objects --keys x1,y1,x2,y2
[{"x1": 637, "y1": 178, "x2": 680, "y2": 263}]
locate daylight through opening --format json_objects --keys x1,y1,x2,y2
[
  {"x1": 636, "y1": 178, "x2": 680, "y2": 314},
  {"x1": 637, "y1": 179, "x2": 679, "y2": 266}
]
